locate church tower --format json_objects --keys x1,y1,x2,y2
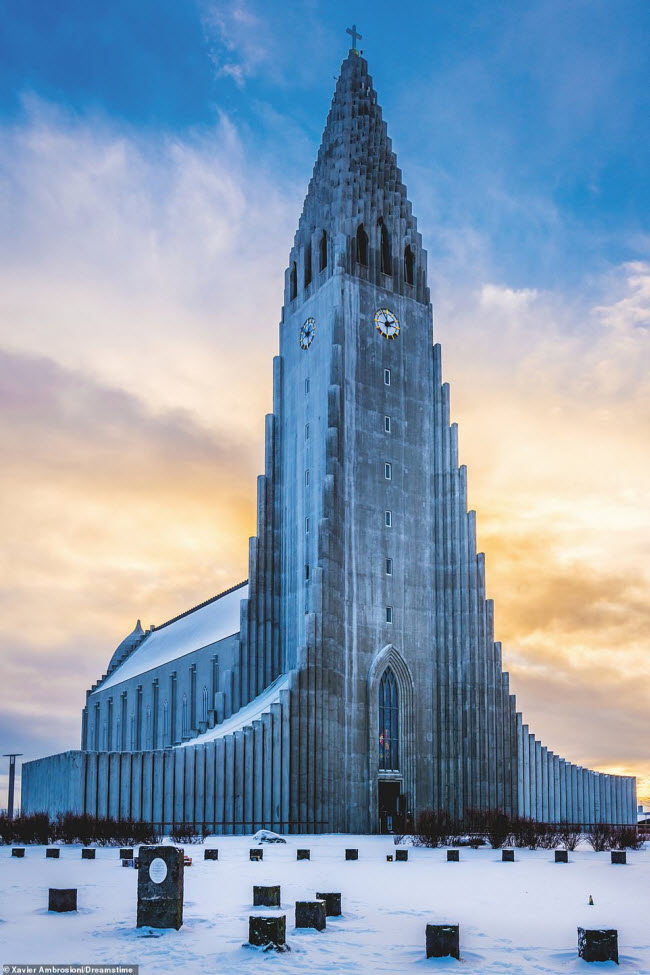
[
  {"x1": 22, "y1": 40, "x2": 637, "y2": 833},
  {"x1": 264, "y1": 45, "x2": 516, "y2": 831}
]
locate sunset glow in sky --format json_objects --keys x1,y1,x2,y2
[{"x1": 1, "y1": 0, "x2": 648, "y2": 807}]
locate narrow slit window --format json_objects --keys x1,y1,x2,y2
[
  {"x1": 386, "y1": 558, "x2": 393, "y2": 576},
  {"x1": 356, "y1": 223, "x2": 368, "y2": 266},
  {"x1": 290, "y1": 261, "x2": 297, "y2": 301},
  {"x1": 378, "y1": 217, "x2": 391, "y2": 275},
  {"x1": 385, "y1": 462, "x2": 392, "y2": 480},
  {"x1": 305, "y1": 563, "x2": 310, "y2": 581},
  {"x1": 319, "y1": 230, "x2": 328, "y2": 271},
  {"x1": 384, "y1": 368, "x2": 391, "y2": 386},
  {"x1": 305, "y1": 377, "x2": 310, "y2": 394},
  {"x1": 404, "y1": 244, "x2": 415, "y2": 285},
  {"x1": 305, "y1": 469, "x2": 310, "y2": 486},
  {"x1": 305, "y1": 516, "x2": 310, "y2": 534},
  {"x1": 386, "y1": 606, "x2": 393, "y2": 624},
  {"x1": 304, "y1": 241, "x2": 312, "y2": 288},
  {"x1": 384, "y1": 415, "x2": 391, "y2": 433},
  {"x1": 385, "y1": 510, "x2": 392, "y2": 528},
  {"x1": 305, "y1": 422, "x2": 310, "y2": 440}
]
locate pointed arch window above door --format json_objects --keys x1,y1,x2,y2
[{"x1": 379, "y1": 667, "x2": 399, "y2": 771}]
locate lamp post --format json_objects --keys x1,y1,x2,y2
[{"x1": 3, "y1": 754, "x2": 23, "y2": 819}]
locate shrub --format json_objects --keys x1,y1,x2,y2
[
  {"x1": 415, "y1": 810, "x2": 459, "y2": 848},
  {"x1": 510, "y1": 817, "x2": 541, "y2": 849},
  {"x1": 485, "y1": 811, "x2": 511, "y2": 849},
  {"x1": 557, "y1": 824, "x2": 581, "y2": 851},
  {"x1": 52, "y1": 813, "x2": 159, "y2": 846},
  {"x1": 586, "y1": 824, "x2": 615, "y2": 852},
  {"x1": 0, "y1": 812, "x2": 50, "y2": 845},
  {"x1": 170, "y1": 822, "x2": 201, "y2": 844},
  {"x1": 612, "y1": 826, "x2": 644, "y2": 851}
]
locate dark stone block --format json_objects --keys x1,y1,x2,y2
[
  {"x1": 395, "y1": 849, "x2": 408, "y2": 861},
  {"x1": 204, "y1": 849, "x2": 219, "y2": 860},
  {"x1": 46, "y1": 848, "x2": 60, "y2": 859},
  {"x1": 345, "y1": 848, "x2": 358, "y2": 860},
  {"x1": 447, "y1": 849, "x2": 459, "y2": 862},
  {"x1": 48, "y1": 888, "x2": 77, "y2": 912},
  {"x1": 426, "y1": 923, "x2": 460, "y2": 959},
  {"x1": 249, "y1": 915, "x2": 286, "y2": 949},
  {"x1": 11, "y1": 848, "x2": 25, "y2": 858},
  {"x1": 250, "y1": 849, "x2": 263, "y2": 861},
  {"x1": 253, "y1": 885, "x2": 281, "y2": 907},
  {"x1": 81, "y1": 849, "x2": 95, "y2": 859},
  {"x1": 555, "y1": 850, "x2": 568, "y2": 863},
  {"x1": 315, "y1": 892, "x2": 341, "y2": 917},
  {"x1": 578, "y1": 927, "x2": 618, "y2": 964},
  {"x1": 122, "y1": 858, "x2": 133, "y2": 867},
  {"x1": 611, "y1": 850, "x2": 626, "y2": 865},
  {"x1": 120, "y1": 848, "x2": 134, "y2": 860},
  {"x1": 297, "y1": 849, "x2": 310, "y2": 860},
  {"x1": 295, "y1": 900, "x2": 326, "y2": 931},
  {"x1": 386, "y1": 854, "x2": 393, "y2": 861},
  {"x1": 134, "y1": 857, "x2": 140, "y2": 868},
  {"x1": 137, "y1": 845, "x2": 184, "y2": 930},
  {"x1": 502, "y1": 849, "x2": 515, "y2": 862}
]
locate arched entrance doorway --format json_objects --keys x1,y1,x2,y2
[{"x1": 368, "y1": 646, "x2": 416, "y2": 834}]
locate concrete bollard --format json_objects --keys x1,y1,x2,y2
[
  {"x1": 315, "y1": 892, "x2": 341, "y2": 917},
  {"x1": 447, "y1": 849, "x2": 459, "y2": 862},
  {"x1": 426, "y1": 923, "x2": 460, "y2": 959},
  {"x1": 249, "y1": 915, "x2": 286, "y2": 950},
  {"x1": 295, "y1": 900, "x2": 326, "y2": 931},
  {"x1": 610, "y1": 850, "x2": 626, "y2": 865},
  {"x1": 120, "y1": 848, "x2": 134, "y2": 860},
  {"x1": 345, "y1": 849, "x2": 358, "y2": 861},
  {"x1": 12, "y1": 848, "x2": 25, "y2": 858},
  {"x1": 395, "y1": 849, "x2": 408, "y2": 862},
  {"x1": 46, "y1": 848, "x2": 60, "y2": 859},
  {"x1": 577, "y1": 927, "x2": 618, "y2": 964},
  {"x1": 48, "y1": 888, "x2": 77, "y2": 912},
  {"x1": 297, "y1": 849, "x2": 310, "y2": 860},
  {"x1": 502, "y1": 849, "x2": 515, "y2": 862},
  {"x1": 204, "y1": 849, "x2": 219, "y2": 860},
  {"x1": 81, "y1": 849, "x2": 95, "y2": 859},
  {"x1": 250, "y1": 849, "x2": 263, "y2": 861},
  {"x1": 555, "y1": 850, "x2": 568, "y2": 863},
  {"x1": 253, "y1": 885, "x2": 281, "y2": 907}
]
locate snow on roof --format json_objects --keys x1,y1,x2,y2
[
  {"x1": 178, "y1": 672, "x2": 290, "y2": 745},
  {"x1": 96, "y1": 582, "x2": 248, "y2": 692}
]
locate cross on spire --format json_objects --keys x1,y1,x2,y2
[{"x1": 346, "y1": 24, "x2": 362, "y2": 52}]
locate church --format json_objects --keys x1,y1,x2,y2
[{"x1": 22, "y1": 41, "x2": 637, "y2": 832}]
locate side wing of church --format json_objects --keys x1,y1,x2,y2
[{"x1": 22, "y1": 49, "x2": 637, "y2": 831}]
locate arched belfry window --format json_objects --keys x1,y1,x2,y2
[
  {"x1": 319, "y1": 230, "x2": 328, "y2": 271},
  {"x1": 356, "y1": 223, "x2": 368, "y2": 267},
  {"x1": 304, "y1": 241, "x2": 312, "y2": 287},
  {"x1": 379, "y1": 667, "x2": 399, "y2": 771},
  {"x1": 378, "y1": 218, "x2": 391, "y2": 275},
  {"x1": 404, "y1": 244, "x2": 415, "y2": 285},
  {"x1": 289, "y1": 261, "x2": 297, "y2": 301}
]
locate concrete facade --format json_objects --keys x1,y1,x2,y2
[{"x1": 22, "y1": 50, "x2": 636, "y2": 830}]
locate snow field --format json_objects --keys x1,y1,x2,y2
[{"x1": 1, "y1": 835, "x2": 648, "y2": 974}]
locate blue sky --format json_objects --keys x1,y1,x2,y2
[
  {"x1": 2, "y1": 0, "x2": 648, "y2": 288},
  {"x1": 0, "y1": 1, "x2": 649, "y2": 805}
]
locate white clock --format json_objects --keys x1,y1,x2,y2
[{"x1": 374, "y1": 308, "x2": 400, "y2": 339}]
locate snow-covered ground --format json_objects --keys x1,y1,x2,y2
[{"x1": 1, "y1": 835, "x2": 648, "y2": 974}]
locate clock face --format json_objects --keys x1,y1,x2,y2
[
  {"x1": 374, "y1": 308, "x2": 400, "y2": 339},
  {"x1": 300, "y1": 317, "x2": 316, "y2": 350}
]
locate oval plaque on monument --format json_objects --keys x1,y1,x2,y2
[{"x1": 149, "y1": 857, "x2": 168, "y2": 884}]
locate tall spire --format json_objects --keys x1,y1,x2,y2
[{"x1": 283, "y1": 50, "x2": 429, "y2": 311}]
